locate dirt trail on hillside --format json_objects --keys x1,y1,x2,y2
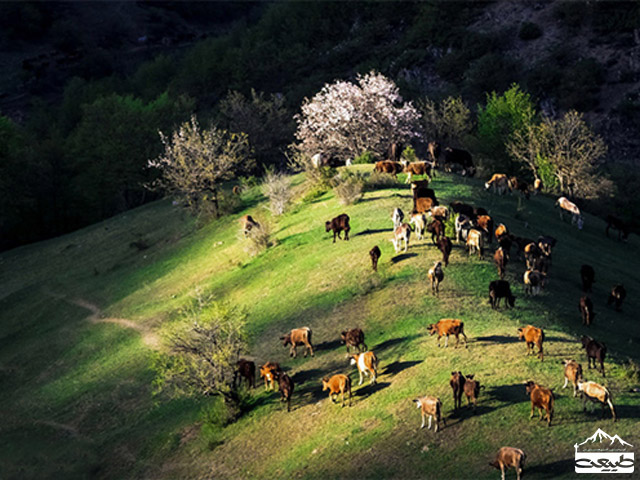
[{"x1": 43, "y1": 289, "x2": 160, "y2": 349}]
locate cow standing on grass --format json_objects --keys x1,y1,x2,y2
[
  {"x1": 490, "y1": 447, "x2": 526, "y2": 480},
  {"x1": 518, "y1": 325, "x2": 545, "y2": 361},
  {"x1": 524, "y1": 381, "x2": 554, "y2": 427},
  {"x1": 413, "y1": 395, "x2": 445, "y2": 432},
  {"x1": 281, "y1": 327, "x2": 314, "y2": 358},
  {"x1": 341, "y1": 328, "x2": 367, "y2": 353},
  {"x1": 428, "y1": 319, "x2": 468, "y2": 348},
  {"x1": 322, "y1": 374, "x2": 352, "y2": 407}
]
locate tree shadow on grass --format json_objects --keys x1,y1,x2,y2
[
  {"x1": 354, "y1": 228, "x2": 393, "y2": 237},
  {"x1": 391, "y1": 253, "x2": 418, "y2": 263},
  {"x1": 383, "y1": 360, "x2": 422, "y2": 376},
  {"x1": 525, "y1": 458, "x2": 574, "y2": 478}
]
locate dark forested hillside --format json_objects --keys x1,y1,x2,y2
[{"x1": 1, "y1": 1, "x2": 639, "y2": 250}]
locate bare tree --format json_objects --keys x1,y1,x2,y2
[
  {"x1": 261, "y1": 169, "x2": 292, "y2": 216},
  {"x1": 147, "y1": 116, "x2": 253, "y2": 216},
  {"x1": 418, "y1": 96, "x2": 472, "y2": 146}
]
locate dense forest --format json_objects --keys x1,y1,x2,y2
[{"x1": 1, "y1": 0, "x2": 640, "y2": 250}]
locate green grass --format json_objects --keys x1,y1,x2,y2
[{"x1": 1, "y1": 166, "x2": 639, "y2": 479}]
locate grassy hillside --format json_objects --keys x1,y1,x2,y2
[{"x1": 1, "y1": 166, "x2": 639, "y2": 479}]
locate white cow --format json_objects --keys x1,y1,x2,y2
[{"x1": 555, "y1": 197, "x2": 584, "y2": 229}]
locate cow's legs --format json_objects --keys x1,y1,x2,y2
[
  {"x1": 427, "y1": 415, "x2": 432, "y2": 430},
  {"x1": 563, "y1": 377, "x2": 568, "y2": 389},
  {"x1": 501, "y1": 464, "x2": 506, "y2": 480},
  {"x1": 358, "y1": 371, "x2": 364, "y2": 386},
  {"x1": 420, "y1": 412, "x2": 425, "y2": 429},
  {"x1": 444, "y1": 335, "x2": 449, "y2": 348}
]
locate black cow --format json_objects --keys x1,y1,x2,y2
[
  {"x1": 326, "y1": 214, "x2": 350, "y2": 243},
  {"x1": 607, "y1": 284, "x2": 626, "y2": 312},
  {"x1": 580, "y1": 264, "x2": 595, "y2": 292},
  {"x1": 581, "y1": 336, "x2": 607, "y2": 377},
  {"x1": 489, "y1": 280, "x2": 516, "y2": 309}
]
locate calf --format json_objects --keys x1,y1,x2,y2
[
  {"x1": 235, "y1": 359, "x2": 255, "y2": 389},
  {"x1": 413, "y1": 395, "x2": 445, "y2": 432},
  {"x1": 391, "y1": 223, "x2": 411, "y2": 253},
  {"x1": 517, "y1": 325, "x2": 544, "y2": 361},
  {"x1": 341, "y1": 328, "x2": 367, "y2": 353},
  {"x1": 555, "y1": 196, "x2": 583, "y2": 229},
  {"x1": 605, "y1": 214, "x2": 631, "y2": 241},
  {"x1": 494, "y1": 247, "x2": 508, "y2": 279},
  {"x1": 524, "y1": 381, "x2": 554, "y2": 426},
  {"x1": 326, "y1": 214, "x2": 350, "y2": 243},
  {"x1": 523, "y1": 270, "x2": 546, "y2": 296},
  {"x1": 322, "y1": 374, "x2": 352, "y2": 407},
  {"x1": 449, "y1": 371, "x2": 465, "y2": 411},
  {"x1": 281, "y1": 327, "x2": 314, "y2": 358},
  {"x1": 409, "y1": 213, "x2": 427, "y2": 240},
  {"x1": 437, "y1": 236, "x2": 452, "y2": 267},
  {"x1": 562, "y1": 359, "x2": 583, "y2": 397},
  {"x1": 466, "y1": 228, "x2": 485, "y2": 258},
  {"x1": 427, "y1": 218, "x2": 445, "y2": 244},
  {"x1": 274, "y1": 371, "x2": 294, "y2": 412},
  {"x1": 369, "y1": 245, "x2": 381, "y2": 272},
  {"x1": 577, "y1": 380, "x2": 616, "y2": 421},
  {"x1": 524, "y1": 242, "x2": 541, "y2": 270},
  {"x1": 391, "y1": 208, "x2": 404, "y2": 228},
  {"x1": 485, "y1": 173, "x2": 509, "y2": 195},
  {"x1": 260, "y1": 361, "x2": 282, "y2": 391},
  {"x1": 475, "y1": 215, "x2": 494, "y2": 243},
  {"x1": 455, "y1": 214, "x2": 473, "y2": 243},
  {"x1": 239, "y1": 215, "x2": 260, "y2": 237},
  {"x1": 463, "y1": 374, "x2": 481, "y2": 411},
  {"x1": 427, "y1": 319, "x2": 468, "y2": 348},
  {"x1": 350, "y1": 351, "x2": 379, "y2": 386},
  {"x1": 607, "y1": 284, "x2": 626, "y2": 312},
  {"x1": 428, "y1": 206, "x2": 449, "y2": 222},
  {"x1": 428, "y1": 261, "x2": 444, "y2": 294},
  {"x1": 404, "y1": 161, "x2": 432, "y2": 183},
  {"x1": 490, "y1": 447, "x2": 526, "y2": 480},
  {"x1": 579, "y1": 296, "x2": 595, "y2": 326},
  {"x1": 489, "y1": 280, "x2": 516, "y2": 309},
  {"x1": 580, "y1": 264, "x2": 595, "y2": 292},
  {"x1": 450, "y1": 201, "x2": 475, "y2": 219},
  {"x1": 581, "y1": 336, "x2": 606, "y2": 376},
  {"x1": 414, "y1": 196, "x2": 436, "y2": 214}
]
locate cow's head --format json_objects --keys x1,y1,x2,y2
[
  {"x1": 427, "y1": 324, "x2": 437, "y2": 336},
  {"x1": 517, "y1": 327, "x2": 525, "y2": 340},
  {"x1": 349, "y1": 355, "x2": 359, "y2": 366},
  {"x1": 340, "y1": 331, "x2": 348, "y2": 344},
  {"x1": 413, "y1": 398, "x2": 422, "y2": 408},
  {"x1": 280, "y1": 334, "x2": 292, "y2": 347},
  {"x1": 580, "y1": 336, "x2": 591, "y2": 349},
  {"x1": 507, "y1": 294, "x2": 516, "y2": 308},
  {"x1": 524, "y1": 380, "x2": 536, "y2": 395},
  {"x1": 325, "y1": 221, "x2": 332, "y2": 232},
  {"x1": 321, "y1": 377, "x2": 330, "y2": 390}
]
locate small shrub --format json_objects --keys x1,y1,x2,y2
[
  {"x1": 401, "y1": 145, "x2": 418, "y2": 163},
  {"x1": 261, "y1": 169, "x2": 292, "y2": 216},
  {"x1": 519, "y1": 22, "x2": 542, "y2": 41},
  {"x1": 244, "y1": 221, "x2": 273, "y2": 256},
  {"x1": 354, "y1": 150, "x2": 377, "y2": 164},
  {"x1": 332, "y1": 171, "x2": 365, "y2": 205},
  {"x1": 366, "y1": 171, "x2": 398, "y2": 189}
]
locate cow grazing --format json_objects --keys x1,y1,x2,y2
[
  {"x1": 455, "y1": 214, "x2": 474, "y2": 244},
  {"x1": 450, "y1": 371, "x2": 465, "y2": 411},
  {"x1": 605, "y1": 214, "x2": 631, "y2": 241},
  {"x1": 485, "y1": 173, "x2": 509, "y2": 195},
  {"x1": 580, "y1": 264, "x2": 595, "y2": 292},
  {"x1": 428, "y1": 261, "x2": 444, "y2": 294},
  {"x1": 450, "y1": 201, "x2": 475, "y2": 219},
  {"x1": 495, "y1": 223, "x2": 509, "y2": 240},
  {"x1": 281, "y1": 327, "x2": 314, "y2": 358},
  {"x1": 524, "y1": 381, "x2": 554, "y2": 426},
  {"x1": 443, "y1": 147, "x2": 474, "y2": 176},
  {"x1": 369, "y1": 245, "x2": 381, "y2": 272},
  {"x1": 475, "y1": 215, "x2": 494, "y2": 243},
  {"x1": 555, "y1": 197, "x2": 584, "y2": 229},
  {"x1": 414, "y1": 197, "x2": 436, "y2": 214},
  {"x1": 562, "y1": 359, "x2": 583, "y2": 397},
  {"x1": 235, "y1": 359, "x2": 255, "y2": 389},
  {"x1": 489, "y1": 280, "x2": 516, "y2": 309},
  {"x1": 490, "y1": 447, "x2": 526, "y2": 480},
  {"x1": 274, "y1": 370, "x2": 294, "y2": 412},
  {"x1": 518, "y1": 325, "x2": 544, "y2": 361},
  {"x1": 373, "y1": 160, "x2": 403, "y2": 177},
  {"x1": 239, "y1": 215, "x2": 260, "y2": 237},
  {"x1": 427, "y1": 218, "x2": 445, "y2": 244},
  {"x1": 391, "y1": 223, "x2": 411, "y2": 253},
  {"x1": 350, "y1": 351, "x2": 379, "y2": 386},
  {"x1": 322, "y1": 374, "x2": 352, "y2": 407},
  {"x1": 537, "y1": 235, "x2": 556, "y2": 260},
  {"x1": 391, "y1": 208, "x2": 404, "y2": 228},
  {"x1": 409, "y1": 213, "x2": 427, "y2": 240},
  {"x1": 533, "y1": 178, "x2": 542, "y2": 195},
  {"x1": 494, "y1": 247, "x2": 508, "y2": 279},
  {"x1": 404, "y1": 161, "x2": 432, "y2": 183},
  {"x1": 463, "y1": 375, "x2": 481, "y2": 411},
  {"x1": 413, "y1": 396, "x2": 445, "y2": 432},
  {"x1": 428, "y1": 205, "x2": 449, "y2": 222},
  {"x1": 498, "y1": 235, "x2": 514, "y2": 259},
  {"x1": 466, "y1": 228, "x2": 485, "y2": 258},
  {"x1": 508, "y1": 176, "x2": 530, "y2": 199},
  {"x1": 524, "y1": 243, "x2": 541, "y2": 270},
  {"x1": 607, "y1": 284, "x2": 626, "y2": 312},
  {"x1": 437, "y1": 236, "x2": 453, "y2": 267},
  {"x1": 428, "y1": 319, "x2": 468, "y2": 348},
  {"x1": 326, "y1": 214, "x2": 350, "y2": 243},
  {"x1": 341, "y1": 328, "x2": 367, "y2": 353},
  {"x1": 579, "y1": 296, "x2": 595, "y2": 326},
  {"x1": 523, "y1": 270, "x2": 546, "y2": 296},
  {"x1": 581, "y1": 336, "x2": 606, "y2": 376},
  {"x1": 577, "y1": 381, "x2": 616, "y2": 421},
  {"x1": 260, "y1": 361, "x2": 282, "y2": 391}
]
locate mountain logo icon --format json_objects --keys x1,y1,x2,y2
[{"x1": 575, "y1": 428, "x2": 634, "y2": 474}]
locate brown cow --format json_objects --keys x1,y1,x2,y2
[
  {"x1": 413, "y1": 395, "x2": 445, "y2": 432},
  {"x1": 281, "y1": 327, "x2": 314, "y2": 358},
  {"x1": 414, "y1": 197, "x2": 436, "y2": 215},
  {"x1": 239, "y1": 215, "x2": 260, "y2": 237},
  {"x1": 524, "y1": 381, "x2": 554, "y2": 426},
  {"x1": 322, "y1": 374, "x2": 352, "y2": 407},
  {"x1": 490, "y1": 447, "x2": 526, "y2": 480},
  {"x1": 562, "y1": 359, "x2": 583, "y2": 397},
  {"x1": 326, "y1": 214, "x2": 350, "y2": 243},
  {"x1": 581, "y1": 336, "x2": 606, "y2": 376},
  {"x1": 475, "y1": 215, "x2": 494, "y2": 243},
  {"x1": 341, "y1": 328, "x2": 367, "y2": 353},
  {"x1": 427, "y1": 218, "x2": 445, "y2": 244},
  {"x1": 274, "y1": 370, "x2": 294, "y2": 412},
  {"x1": 524, "y1": 243, "x2": 541, "y2": 270},
  {"x1": 485, "y1": 173, "x2": 509, "y2": 195},
  {"x1": 428, "y1": 261, "x2": 444, "y2": 294},
  {"x1": 495, "y1": 223, "x2": 509, "y2": 240},
  {"x1": 369, "y1": 245, "x2": 381, "y2": 272},
  {"x1": 494, "y1": 247, "x2": 508, "y2": 279},
  {"x1": 517, "y1": 325, "x2": 544, "y2": 361},
  {"x1": 404, "y1": 161, "x2": 432, "y2": 183},
  {"x1": 350, "y1": 351, "x2": 378, "y2": 385},
  {"x1": 428, "y1": 319, "x2": 468, "y2": 348},
  {"x1": 607, "y1": 284, "x2": 626, "y2": 312},
  {"x1": 259, "y1": 361, "x2": 282, "y2": 391},
  {"x1": 374, "y1": 160, "x2": 403, "y2": 177},
  {"x1": 235, "y1": 359, "x2": 255, "y2": 389},
  {"x1": 579, "y1": 296, "x2": 595, "y2": 326},
  {"x1": 463, "y1": 374, "x2": 481, "y2": 412},
  {"x1": 577, "y1": 380, "x2": 616, "y2": 421},
  {"x1": 466, "y1": 228, "x2": 484, "y2": 258},
  {"x1": 450, "y1": 371, "x2": 465, "y2": 411},
  {"x1": 437, "y1": 236, "x2": 452, "y2": 267}
]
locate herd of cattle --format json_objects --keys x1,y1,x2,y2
[{"x1": 234, "y1": 150, "x2": 632, "y2": 479}]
